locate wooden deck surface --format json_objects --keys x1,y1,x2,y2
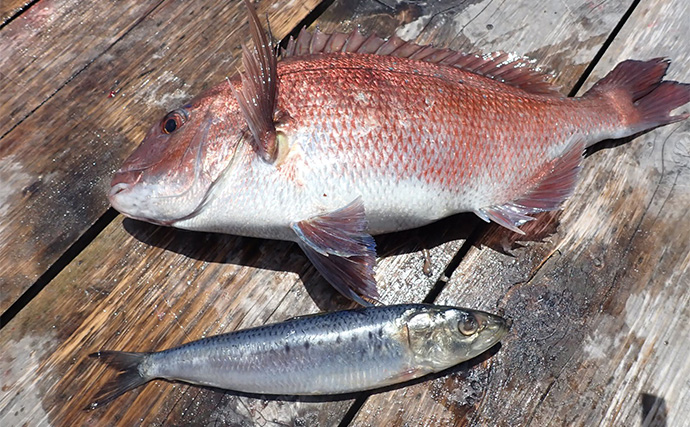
[{"x1": 1, "y1": 0, "x2": 688, "y2": 425}]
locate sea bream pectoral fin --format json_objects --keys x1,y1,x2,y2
[
  {"x1": 232, "y1": 0, "x2": 279, "y2": 162},
  {"x1": 292, "y1": 198, "x2": 379, "y2": 306},
  {"x1": 476, "y1": 137, "x2": 586, "y2": 234}
]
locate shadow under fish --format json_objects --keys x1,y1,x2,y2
[{"x1": 108, "y1": 0, "x2": 690, "y2": 304}]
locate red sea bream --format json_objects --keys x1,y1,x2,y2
[{"x1": 109, "y1": 2, "x2": 690, "y2": 304}]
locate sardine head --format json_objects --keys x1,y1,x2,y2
[
  {"x1": 406, "y1": 307, "x2": 510, "y2": 370},
  {"x1": 109, "y1": 86, "x2": 245, "y2": 226}
]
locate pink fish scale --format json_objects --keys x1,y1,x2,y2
[{"x1": 108, "y1": 6, "x2": 690, "y2": 304}]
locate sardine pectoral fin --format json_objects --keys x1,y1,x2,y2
[
  {"x1": 291, "y1": 197, "x2": 379, "y2": 306},
  {"x1": 378, "y1": 367, "x2": 428, "y2": 388},
  {"x1": 232, "y1": 0, "x2": 279, "y2": 162},
  {"x1": 476, "y1": 137, "x2": 585, "y2": 234}
]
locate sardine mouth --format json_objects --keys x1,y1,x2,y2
[{"x1": 471, "y1": 312, "x2": 510, "y2": 353}]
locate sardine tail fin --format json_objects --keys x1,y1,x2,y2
[
  {"x1": 292, "y1": 197, "x2": 379, "y2": 306},
  {"x1": 86, "y1": 351, "x2": 151, "y2": 410},
  {"x1": 585, "y1": 58, "x2": 690, "y2": 139},
  {"x1": 234, "y1": 0, "x2": 279, "y2": 162},
  {"x1": 477, "y1": 137, "x2": 585, "y2": 234}
]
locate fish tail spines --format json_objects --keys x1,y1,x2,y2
[
  {"x1": 585, "y1": 58, "x2": 690, "y2": 137},
  {"x1": 585, "y1": 58, "x2": 670, "y2": 101},
  {"x1": 86, "y1": 351, "x2": 151, "y2": 410}
]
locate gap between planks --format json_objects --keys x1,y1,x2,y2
[
  {"x1": 335, "y1": 0, "x2": 645, "y2": 422},
  {"x1": 0, "y1": 0, "x2": 333, "y2": 329},
  {"x1": 0, "y1": 0, "x2": 168, "y2": 143},
  {"x1": 0, "y1": 0, "x2": 644, "y2": 424},
  {"x1": 0, "y1": 0, "x2": 40, "y2": 29}
]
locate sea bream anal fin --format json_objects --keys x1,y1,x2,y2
[
  {"x1": 282, "y1": 28, "x2": 561, "y2": 96},
  {"x1": 233, "y1": 0, "x2": 279, "y2": 162},
  {"x1": 292, "y1": 198, "x2": 379, "y2": 306},
  {"x1": 476, "y1": 137, "x2": 585, "y2": 234}
]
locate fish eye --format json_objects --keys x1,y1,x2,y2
[
  {"x1": 458, "y1": 314, "x2": 479, "y2": 336},
  {"x1": 160, "y1": 109, "x2": 188, "y2": 134}
]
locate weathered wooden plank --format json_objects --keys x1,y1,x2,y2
[
  {"x1": 351, "y1": 0, "x2": 690, "y2": 425},
  {"x1": 0, "y1": 0, "x2": 159, "y2": 138},
  {"x1": 0, "y1": 0, "x2": 320, "y2": 314},
  {"x1": 0, "y1": 2, "x2": 472, "y2": 425},
  {"x1": 1, "y1": 1, "x2": 653, "y2": 426},
  {"x1": 0, "y1": 0, "x2": 29, "y2": 26},
  {"x1": 0, "y1": 0, "x2": 162, "y2": 314}
]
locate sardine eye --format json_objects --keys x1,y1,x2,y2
[
  {"x1": 161, "y1": 109, "x2": 188, "y2": 134},
  {"x1": 458, "y1": 314, "x2": 479, "y2": 336}
]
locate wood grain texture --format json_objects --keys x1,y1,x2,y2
[
  {"x1": 0, "y1": 0, "x2": 321, "y2": 314},
  {"x1": 0, "y1": 0, "x2": 160, "y2": 314},
  {"x1": 0, "y1": 0, "x2": 158, "y2": 138},
  {"x1": 0, "y1": 1, "x2": 474, "y2": 425},
  {"x1": 0, "y1": 0, "x2": 30, "y2": 26},
  {"x1": 351, "y1": 0, "x2": 690, "y2": 426},
  {"x1": 1, "y1": 0, "x2": 689, "y2": 426}
]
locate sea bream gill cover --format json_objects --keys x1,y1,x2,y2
[
  {"x1": 108, "y1": 1, "x2": 690, "y2": 304},
  {"x1": 88, "y1": 304, "x2": 509, "y2": 408}
]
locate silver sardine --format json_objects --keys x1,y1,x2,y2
[{"x1": 89, "y1": 304, "x2": 509, "y2": 408}]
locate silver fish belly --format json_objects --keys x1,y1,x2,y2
[{"x1": 89, "y1": 304, "x2": 509, "y2": 407}]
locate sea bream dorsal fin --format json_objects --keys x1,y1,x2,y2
[
  {"x1": 282, "y1": 28, "x2": 561, "y2": 96},
  {"x1": 233, "y1": 0, "x2": 279, "y2": 162}
]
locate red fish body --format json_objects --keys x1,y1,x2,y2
[{"x1": 109, "y1": 3, "x2": 690, "y2": 304}]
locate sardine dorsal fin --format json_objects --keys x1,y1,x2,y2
[
  {"x1": 233, "y1": 0, "x2": 279, "y2": 162},
  {"x1": 282, "y1": 29, "x2": 561, "y2": 96},
  {"x1": 476, "y1": 137, "x2": 585, "y2": 234},
  {"x1": 291, "y1": 197, "x2": 378, "y2": 306}
]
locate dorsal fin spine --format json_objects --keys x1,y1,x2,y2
[
  {"x1": 279, "y1": 28, "x2": 558, "y2": 95},
  {"x1": 233, "y1": 0, "x2": 279, "y2": 162}
]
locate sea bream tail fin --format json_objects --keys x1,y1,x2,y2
[
  {"x1": 584, "y1": 58, "x2": 690, "y2": 142},
  {"x1": 86, "y1": 351, "x2": 151, "y2": 410},
  {"x1": 233, "y1": 0, "x2": 279, "y2": 162},
  {"x1": 476, "y1": 137, "x2": 585, "y2": 234},
  {"x1": 292, "y1": 198, "x2": 379, "y2": 306}
]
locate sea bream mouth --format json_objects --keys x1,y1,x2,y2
[
  {"x1": 108, "y1": 119, "x2": 214, "y2": 226},
  {"x1": 108, "y1": 175, "x2": 180, "y2": 226}
]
